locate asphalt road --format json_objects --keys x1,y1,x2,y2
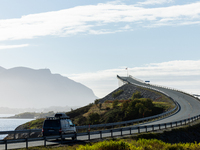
[
  {"x1": 1, "y1": 76, "x2": 200, "y2": 149},
  {"x1": 119, "y1": 76, "x2": 200, "y2": 125}
]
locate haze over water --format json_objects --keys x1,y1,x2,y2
[{"x1": 0, "y1": 114, "x2": 33, "y2": 140}]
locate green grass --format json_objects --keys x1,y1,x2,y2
[{"x1": 21, "y1": 118, "x2": 45, "y2": 129}]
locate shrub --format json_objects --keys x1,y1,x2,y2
[
  {"x1": 112, "y1": 90, "x2": 124, "y2": 98},
  {"x1": 112, "y1": 100, "x2": 119, "y2": 108},
  {"x1": 131, "y1": 91, "x2": 142, "y2": 99},
  {"x1": 121, "y1": 100, "x2": 129, "y2": 112},
  {"x1": 106, "y1": 107, "x2": 110, "y2": 110},
  {"x1": 77, "y1": 140, "x2": 130, "y2": 150},
  {"x1": 94, "y1": 99, "x2": 99, "y2": 106},
  {"x1": 88, "y1": 113, "x2": 100, "y2": 125}
]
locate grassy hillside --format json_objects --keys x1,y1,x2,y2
[
  {"x1": 23, "y1": 95, "x2": 172, "y2": 130},
  {"x1": 16, "y1": 84, "x2": 175, "y2": 130}
]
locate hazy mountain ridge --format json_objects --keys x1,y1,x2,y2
[
  {"x1": 0, "y1": 67, "x2": 97, "y2": 109},
  {"x1": 0, "y1": 105, "x2": 79, "y2": 114}
]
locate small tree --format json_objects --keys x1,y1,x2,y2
[
  {"x1": 121, "y1": 100, "x2": 129, "y2": 112},
  {"x1": 131, "y1": 91, "x2": 142, "y2": 100},
  {"x1": 99, "y1": 103, "x2": 102, "y2": 110},
  {"x1": 88, "y1": 113, "x2": 100, "y2": 125},
  {"x1": 112, "y1": 90, "x2": 124, "y2": 98},
  {"x1": 94, "y1": 99, "x2": 99, "y2": 106},
  {"x1": 112, "y1": 100, "x2": 119, "y2": 108}
]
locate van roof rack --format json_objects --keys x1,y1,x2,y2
[{"x1": 46, "y1": 116, "x2": 70, "y2": 120}]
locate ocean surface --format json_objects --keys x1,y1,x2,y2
[{"x1": 0, "y1": 114, "x2": 33, "y2": 140}]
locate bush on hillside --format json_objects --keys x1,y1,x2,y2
[
  {"x1": 102, "y1": 108, "x2": 123, "y2": 123},
  {"x1": 88, "y1": 113, "x2": 100, "y2": 125},
  {"x1": 131, "y1": 91, "x2": 142, "y2": 99},
  {"x1": 112, "y1": 90, "x2": 124, "y2": 98},
  {"x1": 112, "y1": 100, "x2": 119, "y2": 108}
]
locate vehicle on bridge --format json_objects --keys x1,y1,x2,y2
[{"x1": 42, "y1": 113, "x2": 76, "y2": 140}]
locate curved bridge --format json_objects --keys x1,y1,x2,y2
[{"x1": 118, "y1": 75, "x2": 200, "y2": 124}]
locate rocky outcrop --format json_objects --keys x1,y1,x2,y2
[
  {"x1": 4, "y1": 124, "x2": 42, "y2": 140},
  {"x1": 99, "y1": 84, "x2": 163, "y2": 103}
]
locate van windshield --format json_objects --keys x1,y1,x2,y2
[{"x1": 44, "y1": 120, "x2": 60, "y2": 127}]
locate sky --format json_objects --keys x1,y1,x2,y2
[{"x1": 0, "y1": 0, "x2": 200, "y2": 98}]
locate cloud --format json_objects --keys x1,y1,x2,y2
[
  {"x1": 0, "y1": 44, "x2": 29, "y2": 50},
  {"x1": 67, "y1": 60, "x2": 200, "y2": 97},
  {"x1": 137, "y1": 0, "x2": 174, "y2": 5},
  {"x1": 0, "y1": 2, "x2": 200, "y2": 41}
]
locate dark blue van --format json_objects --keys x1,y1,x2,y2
[{"x1": 42, "y1": 113, "x2": 76, "y2": 140}]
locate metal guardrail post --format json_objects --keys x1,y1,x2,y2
[
  {"x1": 159, "y1": 124, "x2": 161, "y2": 130},
  {"x1": 111, "y1": 130, "x2": 113, "y2": 137},
  {"x1": 100, "y1": 131, "x2": 102, "y2": 139},
  {"x1": 130, "y1": 128, "x2": 132, "y2": 135},
  {"x1": 121, "y1": 129, "x2": 122, "y2": 136},
  {"x1": 14, "y1": 131, "x2": 16, "y2": 139},
  {"x1": 44, "y1": 137, "x2": 46, "y2": 147},
  {"x1": 61, "y1": 135, "x2": 63, "y2": 144},
  {"x1": 5, "y1": 140, "x2": 7, "y2": 150},
  {"x1": 152, "y1": 125, "x2": 154, "y2": 131},
  {"x1": 138, "y1": 127, "x2": 140, "y2": 133},
  {"x1": 170, "y1": 123, "x2": 172, "y2": 128},
  {"x1": 88, "y1": 132, "x2": 90, "y2": 141},
  {"x1": 26, "y1": 138, "x2": 28, "y2": 149},
  {"x1": 165, "y1": 123, "x2": 166, "y2": 129},
  {"x1": 29, "y1": 130, "x2": 31, "y2": 138},
  {"x1": 145, "y1": 126, "x2": 147, "y2": 132}
]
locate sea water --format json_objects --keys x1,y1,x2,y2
[{"x1": 0, "y1": 114, "x2": 33, "y2": 140}]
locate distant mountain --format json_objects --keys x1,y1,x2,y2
[
  {"x1": 0, "y1": 106, "x2": 79, "y2": 114},
  {"x1": 0, "y1": 67, "x2": 97, "y2": 109},
  {"x1": 0, "y1": 66, "x2": 6, "y2": 73}
]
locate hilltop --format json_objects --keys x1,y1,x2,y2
[{"x1": 99, "y1": 84, "x2": 170, "y2": 103}]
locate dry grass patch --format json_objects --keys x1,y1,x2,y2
[{"x1": 83, "y1": 103, "x2": 112, "y2": 118}]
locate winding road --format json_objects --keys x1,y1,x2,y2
[{"x1": 119, "y1": 76, "x2": 200, "y2": 124}]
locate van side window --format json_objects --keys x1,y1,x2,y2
[
  {"x1": 67, "y1": 119, "x2": 73, "y2": 126},
  {"x1": 65, "y1": 119, "x2": 69, "y2": 127}
]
